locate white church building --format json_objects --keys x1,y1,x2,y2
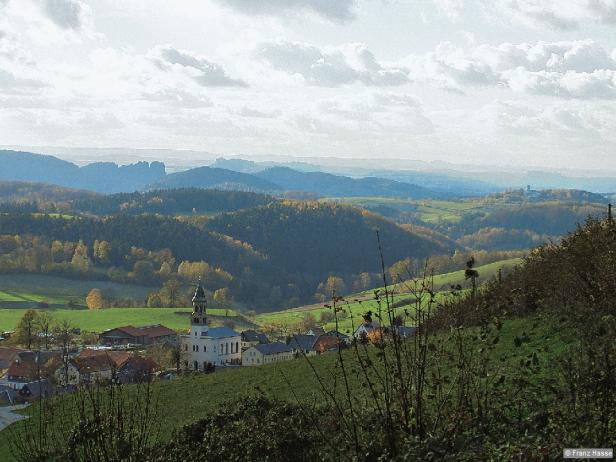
[{"x1": 181, "y1": 281, "x2": 241, "y2": 371}]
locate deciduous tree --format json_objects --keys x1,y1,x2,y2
[{"x1": 86, "y1": 288, "x2": 104, "y2": 310}]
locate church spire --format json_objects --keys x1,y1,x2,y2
[{"x1": 191, "y1": 278, "x2": 207, "y2": 326}]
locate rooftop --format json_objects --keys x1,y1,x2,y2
[
  {"x1": 253, "y1": 342, "x2": 293, "y2": 355},
  {"x1": 100, "y1": 324, "x2": 176, "y2": 339},
  {"x1": 241, "y1": 329, "x2": 269, "y2": 343},
  {"x1": 287, "y1": 335, "x2": 318, "y2": 351},
  {"x1": 202, "y1": 326, "x2": 240, "y2": 339}
]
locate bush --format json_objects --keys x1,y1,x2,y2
[{"x1": 148, "y1": 396, "x2": 329, "y2": 461}]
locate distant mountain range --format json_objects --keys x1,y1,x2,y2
[
  {"x1": 152, "y1": 166, "x2": 282, "y2": 192},
  {"x1": 3, "y1": 149, "x2": 616, "y2": 198},
  {"x1": 0, "y1": 150, "x2": 165, "y2": 193},
  {"x1": 0, "y1": 150, "x2": 451, "y2": 199}
]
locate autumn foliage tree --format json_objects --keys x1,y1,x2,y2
[{"x1": 86, "y1": 288, "x2": 104, "y2": 310}]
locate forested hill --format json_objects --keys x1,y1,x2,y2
[
  {"x1": 0, "y1": 202, "x2": 451, "y2": 309},
  {"x1": 71, "y1": 189, "x2": 273, "y2": 215},
  {"x1": 151, "y1": 167, "x2": 281, "y2": 193},
  {"x1": 206, "y1": 201, "x2": 452, "y2": 275},
  {"x1": 253, "y1": 167, "x2": 444, "y2": 199}
]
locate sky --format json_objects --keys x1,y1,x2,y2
[{"x1": 1, "y1": 0, "x2": 616, "y2": 171}]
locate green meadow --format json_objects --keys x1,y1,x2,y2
[
  {"x1": 0, "y1": 274, "x2": 154, "y2": 309},
  {"x1": 0, "y1": 307, "x2": 240, "y2": 333},
  {"x1": 256, "y1": 258, "x2": 522, "y2": 334}
]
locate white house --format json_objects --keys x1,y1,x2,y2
[
  {"x1": 242, "y1": 342, "x2": 293, "y2": 366},
  {"x1": 53, "y1": 360, "x2": 80, "y2": 386},
  {"x1": 181, "y1": 281, "x2": 241, "y2": 371}
]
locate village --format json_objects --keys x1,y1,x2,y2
[{"x1": 0, "y1": 282, "x2": 415, "y2": 406}]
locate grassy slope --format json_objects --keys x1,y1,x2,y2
[
  {"x1": 0, "y1": 313, "x2": 568, "y2": 461},
  {"x1": 0, "y1": 307, "x2": 240, "y2": 333},
  {"x1": 0, "y1": 274, "x2": 154, "y2": 308},
  {"x1": 324, "y1": 197, "x2": 486, "y2": 224},
  {"x1": 326, "y1": 196, "x2": 605, "y2": 225},
  {"x1": 256, "y1": 258, "x2": 522, "y2": 333}
]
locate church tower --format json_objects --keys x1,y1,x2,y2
[{"x1": 191, "y1": 279, "x2": 208, "y2": 327}]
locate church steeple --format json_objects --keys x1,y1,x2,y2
[{"x1": 191, "y1": 278, "x2": 207, "y2": 326}]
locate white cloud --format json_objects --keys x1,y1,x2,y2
[
  {"x1": 486, "y1": 0, "x2": 616, "y2": 29},
  {"x1": 406, "y1": 40, "x2": 616, "y2": 99},
  {"x1": 433, "y1": 0, "x2": 464, "y2": 20},
  {"x1": 0, "y1": 32, "x2": 47, "y2": 92},
  {"x1": 213, "y1": 0, "x2": 357, "y2": 22},
  {"x1": 238, "y1": 106, "x2": 281, "y2": 118},
  {"x1": 150, "y1": 45, "x2": 247, "y2": 87},
  {"x1": 256, "y1": 40, "x2": 409, "y2": 87}
]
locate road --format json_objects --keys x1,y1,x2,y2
[{"x1": 0, "y1": 404, "x2": 29, "y2": 432}]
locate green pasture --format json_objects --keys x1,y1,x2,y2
[
  {"x1": 0, "y1": 307, "x2": 238, "y2": 333},
  {"x1": 0, "y1": 274, "x2": 154, "y2": 308},
  {"x1": 257, "y1": 258, "x2": 522, "y2": 334}
]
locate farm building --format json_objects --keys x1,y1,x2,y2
[
  {"x1": 242, "y1": 342, "x2": 293, "y2": 366},
  {"x1": 240, "y1": 329, "x2": 269, "y2": 350},
  {"x1": 99, "y1": 324, "x2": 177, "y2": 346}
]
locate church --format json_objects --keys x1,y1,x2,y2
[{"x1": 181, "y1": 280, "x2": 242, "y2": 371}]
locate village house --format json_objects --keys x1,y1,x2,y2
[
  {"x1": 53, "y1": 349, "x2": 159, "y2": 386},
  {"x1": 313, "y1": 334, "x2": 343, "y2": 353},
  {"x1": 72, "y1": 355, "x2": 114, "y2": 384},
  {"x1": 4, "y1": 351, "x2": 58, "y2": 390},
  {"x1": 0, "y1": 347, "x2": 23, "y2": 377},
  {"x1": 116, "y1": 356, "x2": 158, "y2": 384},
  {"x1": 352, "y1": 320, "x2": 417, "y2": 343},
  {"x1": 352, "y1": 320, "x2": 381, "y2": 341},
  {"x1": 305, "y1": 326, "x2": 326, "y2": 337},
  {"x1": 240, "y1": 329, "x2": 269, "y2": 350},
  {"x1": 326, "y1": 329, "x2": 349, "y2": 341},
  {"x1": 18, "y1": 380, "x2": 54, "y2": 401},
  {"x1": 287, "y1": 335, "x2": 318, "y2": 356},
  {"x1": 242, "y1": 342, "x2": 293, "y2": 366},
  {"x1": 77, "y1": 348, "x2": 132, "y2": 367},
  {"x1": 99, "y1": 324, "x2": 177, "y2": 346},
  {"x1": 181, "y1": 281, "x2": 242, "y2": 371},
  {"x1": 52, "y1": 357, "x2": 80, "y2": 386}
]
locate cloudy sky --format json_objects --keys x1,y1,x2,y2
[{"x1": 1, "y1": 0, "x2": 616, "y2": 170}]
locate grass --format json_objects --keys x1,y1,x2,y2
[
  {"x1": 0, "y1": 307, "x2": 238, "y2": 333},
  {"x1": 0, "y1": 312, "x2": 571, "y2": 461},
  {"x1": 256, "y1": 293, "x2": 422, "y2": 334},
  {"x1": 256, "y1": 258, "x2": 522, "y2": 334},
  {"x1": 324, "y1": 197, "x2": 487, "y2": 224},
  {"x1": 0, "y1": 291, "x2": 63, "y2": 304},
  {"x1": 0, "y1": 274, "x2": 153, "y2": 308}
]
